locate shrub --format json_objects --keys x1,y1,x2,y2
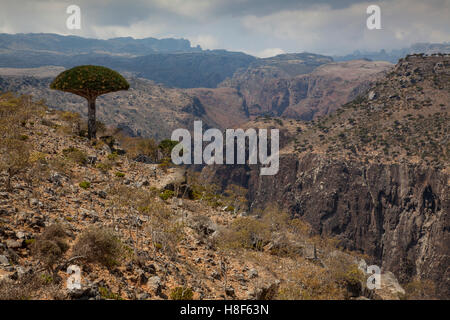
[
  {"x1": 62, "y1": 147, "x2": 87, "y2": 165},
  {"x1": 277, "y1": 263, "x2": 344, "y2": 300},
  {"x1": 219, "y1": 217, "x2": 270, "y2": 251},
  {"x1": 159, "y1": 189, "x2": 174, "y2": 201},
  {"x1": 401, "y1": 279, "x2": 436, "y2": 300},
  {"x1": 29, "y1": 151, "x2": 48, "y2": 165},
  {"x1": 107, "y1": 152, "x2": 119, "y2": 161},
  {"x1": 114, "y1": 171, "x2": 125, "y2": 178},
  {"x1": 72, "y1": 227, "x2": 125, "y2": 268},
  {"x1": 170, "y1": 287, "x2": 194, "y2": 300},
  {"x1": 79, "y1": 181, "x2": 91, "y2": 189},
  {"x1": 32, "y1": 224, "x2": 69, "y2": 270},
  {"x1": 59, "y1": 110, "x2": 81, "y2": 123},
  {"x1": 158, "y1": 158, "x2": 171, "y2": 172},
  {"x1": 0, "y1": 138, "x2": 30, "y2": 190},
  {"x1": 158, "y1": 139, "x2": 179, "y2": 158},
  {"x1": 325, "y1": 254, "x2": 365, "y2": 298},
  {"x1": 144, "y1": 202, "x2": 185, "y2": 260},
  {"x1": 117, "y1": 135, "x2": 158, "y2": 160},
  {"x1": 96, "y1": 162, "x2": 112, "y2": 173},
  {"x1": 41, "y1": 118, "x2": 58, "y2": 128},
  {"x1": 99, "y1": 286, "x2": 122, "y2": 300},
  {"x1": 0, "y1": 273, "x2": 42, "y2": 300}
]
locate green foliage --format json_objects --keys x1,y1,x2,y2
[
  {"x1": 25, "y1": 239, "x2": 36, "y2": 246},
  {"x1": 114, "y1": 171, "x2": 125, "y2": 178},
  {"x1": 99, "y1": 287, "x2": 123, "y2": 300},
  {"x1": 225, "y1": 205, "x2": 235, "y2": 212},
  {"x1": 170, "y1": 287, "x2": 194, "y2": 300},
  {"x1": 41, "y1": 274, "x2": 54, "y2": 285},
  {"x1": 41, "y1": 119, "x2": 58, "y2": 128},
  {"x1": 158, "y1": 139, "x2": 179, "y2": 157},
  {"x1": 50, "y1": 65, "x2": 130, "y2": 98},
  {"x1": 107, "y1": 152, "x2": 119, "y2": 161},
  {"x1": 159, "y1": 189, "x2": 175, "y2": 201},
  {"x1": 158, "y1": 158, "x2": 172, "y2": 172},
  {"x1": 96, "y1": 162, "x2": 113, "y2": 173},
  {"x1": 79, "y1": 181, "x2": 91, "y2": 189}
]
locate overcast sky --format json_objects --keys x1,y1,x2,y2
[{"x1": 0, "y1": 0, "x2": 449, "y2": 57}]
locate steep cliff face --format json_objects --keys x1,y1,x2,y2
[
  {"x1": 220, "y1": 60, "x2": 392, "y2": 120},
  {"x1": 245, "y1": 153, "x2": 449, "y2": 296},
  {"x1": 206, "y1": 55, "x2": 449, "y2": 297}
]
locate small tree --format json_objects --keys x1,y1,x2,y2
[
  {"x1": 50, "y1": 65, "x2": 129, "y2": 139},
  {"x1": 158, "y1": 139, "x2": 179, "y2": 159},
  {"x1": 0, "y1": 138, "x2": 30, "y2": 191}
]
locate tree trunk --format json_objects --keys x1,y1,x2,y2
[
  {"x1": 6, "y1": 168, "x2": 12, "y2": 192},
  {"x1": 87, "y1": 98, "x2": 97, "y2": 140}
]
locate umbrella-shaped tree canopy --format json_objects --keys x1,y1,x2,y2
[
  {"x1": 50, "y1": 65, "x2": 129, "y2": 99},
  {"x1": 50, "y1": 65, "x2": 129, "y2": 139}
]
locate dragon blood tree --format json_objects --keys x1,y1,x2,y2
[{"x1": 50, "y1": 65, "x2": 130, "y2": 139}]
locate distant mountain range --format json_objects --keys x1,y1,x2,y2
[
  {"x1": 1, "y1": 33, "x2": 449, "y2": 88},
  {"x1": 0, "y1": 33, "x2": 449, "y2": 139},
  {"x1": 334, "y1": 43, "x2": 450, "y2": 63},
  {"x1": 0, "y1": 33, "x2": 256, "y2": 88},
  {"x1": 0, "y1": 33, "x2": 201, "y2": 55}
]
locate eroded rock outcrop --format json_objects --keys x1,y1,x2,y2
[{"x1": 242, "y1": 153, "x2": 449, "y2": 297}]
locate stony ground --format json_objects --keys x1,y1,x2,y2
[{"x1": 0, "y1": 95, "x2": 410, "y2": 300}]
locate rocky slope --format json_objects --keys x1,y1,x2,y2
[
  {"x1": 206, "y1": 54, "x2": 450, "y2": 298},
  {"x1": 246, "y1": 153, "x2": 449, "y2": 297},
  {"x1": 1, "y1": 92, "x2": 412, "y2": 300},
  {"x1": 220, "y1": 58, "x2": 392, "y2": 120}
]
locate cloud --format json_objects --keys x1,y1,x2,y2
[
  {"x1": 240, "y1": 0, "x2": 450, "y2": 54},
  {"x1": 189, "y1": 35, "x2": 220, "y2": 50},
  {"x1": 256, "y1": 48, "x2": 286, "y2": 58},
  {"x1": 0, "y1": 0, "x2": 448, "y2": 55}
]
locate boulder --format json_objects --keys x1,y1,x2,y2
[
  {"x1": 147, "y1": 276, "x2": 162, "y2": 295},
  {"x1": 0, "y1": 255, "x2": 9, "y2": 266},
  {"x1": 373, "y1": 272, "x2": 405, "y2": 300}
]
